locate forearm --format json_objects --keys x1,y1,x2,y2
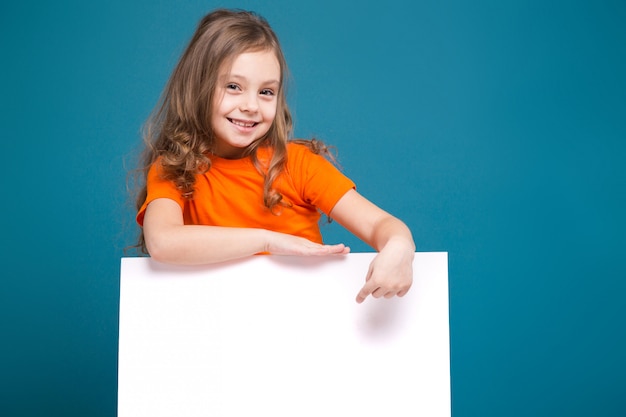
[
  {"x1": 141, "y1": 195, "x2": 351, "y2": 265},
  {"x1": 145, "y1": 224, "x2": 270, "y2": 265},
  {"x1": 330, "y1": 189, "x2": 415, "y2": 256}
]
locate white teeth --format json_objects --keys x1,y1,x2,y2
[{"x1": 231, "y1": 119, "x2": 255, "y2": 128}]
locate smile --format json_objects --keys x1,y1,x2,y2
[{"x1": 228, "y1": 118, "x2": 258, "y2": 128}]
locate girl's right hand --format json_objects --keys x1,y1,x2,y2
[
  {"x1": 144, "y1": 198, "x2": 348, "y2": 265},
  {"x1": 264, "y1": 231, "x2": 350, "y2": 257}
]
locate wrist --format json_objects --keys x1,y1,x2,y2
[
  {"x1": 382, "y1": 236, "x2": 415, "y2": 255},
  {"x1": 260, "y1": 228, "x2": 276, "y2": 253}
]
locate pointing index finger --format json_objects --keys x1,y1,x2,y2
[{"x1": 355, "y1": 281, "x2": 378, "y2": 304}]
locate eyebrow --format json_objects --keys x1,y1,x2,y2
[{"x1": 228, "y1": 74, "x2": 280, "y2": 86}]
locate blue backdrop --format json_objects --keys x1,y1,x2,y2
[{"x1": 1, "y1": 1, "x2": 625, "y2": 416}]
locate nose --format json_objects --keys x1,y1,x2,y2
[{"x1": 240, "y1": 92, "x2": 259, "y2": 113}]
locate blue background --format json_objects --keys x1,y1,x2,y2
[{"x1": 1, "y1": 0, "x2": 625, "y2": 416}]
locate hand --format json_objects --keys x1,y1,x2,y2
[
  {"x1": 355, "y1": 239, "x2": 414, "y2": 303},
  {"x1": 265, "y1": 231, "x2": 350, "y2": 256}
]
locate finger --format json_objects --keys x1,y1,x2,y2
[
  {"x1": 356, "y1": 284, "x2": 376, "y2": 304},
  {"x1": 371, "y1": 287, "x2": 385, "y2": 299},
  {"x1": 325, "y1": 243, "x2": 349, "y2": 254},
  {"x1": 356, "y1": 265, "x2": 377, "y2": 303},
  {"x1": 397, "y1": 288, "x2": 409, "y2": 297},
  {"x1": 300, "y1": 242, "x2": 339, "y2": 254}
]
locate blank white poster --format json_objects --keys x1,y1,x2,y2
[{"x1": 118, "y1": 252, "x2": 450, "y2": 417}]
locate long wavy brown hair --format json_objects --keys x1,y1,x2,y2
[{"x1": 133, "y1": 9, "x2": 334, "y2": 253}]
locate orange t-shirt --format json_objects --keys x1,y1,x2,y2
[{"x1": 136, "y1": 143, "x2": 356, "y2": 244}]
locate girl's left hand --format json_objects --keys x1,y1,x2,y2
[
  {"x1": 355, "y1": 238, "x2": 414, "y2": 304},
  {"x1": 328, "y1": 189, "x2": 415, "y2": 303}
]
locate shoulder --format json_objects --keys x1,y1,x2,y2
[
  {"x1": 286, "y1": 140, "x2": 312, "y2": 155},
  {"x1": 285, "y1": 140, "x2": 333, "y2": 163},
  {"x1": 287, "y1": 141, "x2": 332, "y2": 178},
  {"x1": 284, "y1": 140, "x2": 349, "y2": 183},
  {"x1": 146, "y1": 156, "x2": 166, "y2": 181}
]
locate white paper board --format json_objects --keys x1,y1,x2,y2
[{"x1": 118, "y1": 252, "x2": 449, "y2": 417}]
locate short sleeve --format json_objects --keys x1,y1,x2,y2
[
  {"x1": 286, "y1": 143, "x2": 356, "y2": 215},
  {"x1": 136, "y1": 161, "x2": 185, "y2": 226}
]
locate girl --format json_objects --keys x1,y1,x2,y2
[{"x1": 135, "y1": 9, "x2": 415, "y2": 303}]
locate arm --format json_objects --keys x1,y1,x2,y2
[
  {"x1": 329, "y1": 189, "x2": 415, "y2": 303},
  {"x1": 143, "y1": 198, "x2": 349, "y2": 265}
]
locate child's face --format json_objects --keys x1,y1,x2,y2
[{"x1": 211, "y1": 50, "x2": 280, "y2": 158}]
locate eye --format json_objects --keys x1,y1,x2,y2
[
  {"x1": 226, "y1": 83, "x2": 241, "y2": 91},
  {"x1": 260, "y1": 89, "x2": 275, "y2": 96}
]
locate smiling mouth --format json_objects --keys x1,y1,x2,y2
[{"x1": 228, "y1": 118, "x2": 258, "y2": 128}]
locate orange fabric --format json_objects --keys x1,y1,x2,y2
[{"x1": 137, "y1": 143, "x2": 355, "y2": 244}]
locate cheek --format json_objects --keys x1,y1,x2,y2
[
  {"x1": 264, "y1": 102, "x2": 278, "y2": 122},
  {"x1": 212, "y1": 95, "x2": 232, "y2": 115}
]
